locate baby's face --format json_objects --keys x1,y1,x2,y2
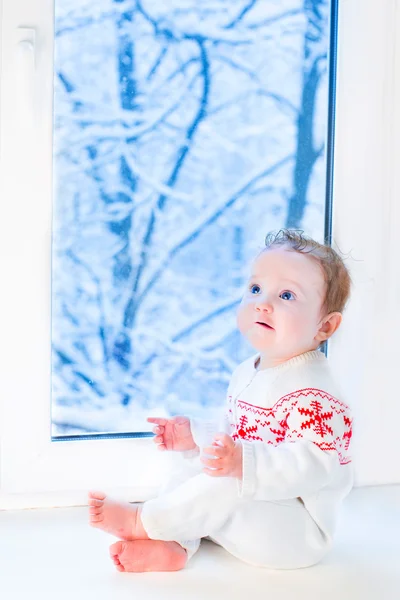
[{"x1": 237, "y1": 247, "x2": 327, "y2": 364}]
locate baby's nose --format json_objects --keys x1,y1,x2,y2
[{"x1": 255, "y1": 297, "x2": 273, "y2": 312}]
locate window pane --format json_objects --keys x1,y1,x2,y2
[{"x1": 52, "y1": 0, "x2": 336, "y2": 437}]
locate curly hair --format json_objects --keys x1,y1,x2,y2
[{"x1": 264, "y1": 229, "x2": 352, "y2": 316}]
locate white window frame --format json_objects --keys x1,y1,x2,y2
[{"x1": 0, "y1": 0, "x2": 399, "y2": 510}]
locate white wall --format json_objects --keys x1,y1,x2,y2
[{"x1": 329, "y1": 0, "x2": 400, "y2": 486}]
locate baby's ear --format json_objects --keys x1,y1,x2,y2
[{"x1": 315, "y1": 312, "x2": 342, "y2": 342}]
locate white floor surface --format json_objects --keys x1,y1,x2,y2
[{"x1": 0, "y1": 485, "x2": 399, "y2": 600}]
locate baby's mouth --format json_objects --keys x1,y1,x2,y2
[{"x1": 256, "y1": 321, "x2": 274, "y2": 330}]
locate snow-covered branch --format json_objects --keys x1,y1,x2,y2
[{"x1": 135, "y1": 153, "x2": 294, "y2": 309}]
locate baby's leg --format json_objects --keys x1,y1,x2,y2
[
  {"x1": 89, "y1": 473, "x2": 240, "y2": 544},
  {"x1": 140, "y1": 473, "x2": 241, "y2": 542},
  {"x1": 88, "y1": 452, "x2": 205, "y2": 540},
  {"x1": 209, "y1": 498, "x2": 331, "y2": 569}
]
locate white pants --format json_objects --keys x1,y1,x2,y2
[{"x1": 141, "y1": 455, "x2": 331, "y2": 569}]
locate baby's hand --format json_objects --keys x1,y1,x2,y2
[
  {"x1": 201, "y1": 433, "x2": 243, "y2": 479},
  {"x1": 147, "y1": 416, "x2": 198, "y2": 452}
]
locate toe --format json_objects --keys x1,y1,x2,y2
[
  {"x1": 90, "y1": 514, "x2": 104, "y2": 524},
  {"x1": 88, "y1": 490, "x2": 106, "y2": 501},
  {"x1": 110, "y1": 541, "x2": 124, "y2": 558},
  {"x1": 89, "y1": 507, "x2": 102, "y2": 515},
  {"x1": 88, "y1": 498, "x2": 103, "y2": 507}
]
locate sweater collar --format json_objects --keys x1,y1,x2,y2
[{"x1": 252, "y1": 349, "x2": 326, "y2": 374}]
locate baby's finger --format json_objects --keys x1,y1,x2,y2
[
  {"x1": 203, "y1": 467, "x2": 224, "y2": 477},
  {"x1": 152, "y1": 425, "x2": 164, "y2": 435},
  {"x1": 147, "y1": 417, "x2": 168, "y2": 426},
  {"x1": 157, "y1": 443, "x2": 167, "y2": 451},
  {"x1": 200, "y1": 456, "x2": 222, "y2": 468},
  {"x1": 153, "y1": 435, "x2": 164, "y2": 444},
  {"x1": 202, "y1": 445, "x2": 225, "y2": 458},
  {"x1": 213, "y1": 433, "x2": 233, "y2": 447},
  {"x1": 89, "y1": 507, "x2": 102, "y2": 515}
]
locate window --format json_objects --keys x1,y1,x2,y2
[
  {"x1": 52, "y1": 1, "x2": 337, "y2": 439},
  {"x1": 1, "y1": 0, "x2": 399, "y2": 509}
]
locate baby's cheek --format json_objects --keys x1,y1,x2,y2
[
  {"x1": 236, "y1": 304, "x2": 247, "y2": 333},
  {"x1": 273, "y1": 314, "x2": 291, "y2": 342},
  {"x1": 286, "y1": 316, "x2": 307, "y2": 340}
]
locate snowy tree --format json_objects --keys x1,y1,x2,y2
[{"x1": 52, "y1": 0, "x2": 334, "y2": 435}]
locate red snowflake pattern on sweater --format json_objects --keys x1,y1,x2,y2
[
  {"x1": 228, "y1": 388, "x2": 352, "y2": 465},
  {"x1": 235, "y1": 414, "x2": 264, "y2": 441},
  {"x1": 298, "y1": 400, "x2": 334, "y2": 437}
]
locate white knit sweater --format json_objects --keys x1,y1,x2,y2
[{"x1": 189, "y1": 349, "x2": 354, "y2": 543}]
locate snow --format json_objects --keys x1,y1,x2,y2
[{"x1": 52, "y1": 0, "x2": 331, "y2": 435}]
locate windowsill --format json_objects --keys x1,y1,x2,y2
[{"x1": 1, "y1": 485, "x2": 399, "y2": 600}]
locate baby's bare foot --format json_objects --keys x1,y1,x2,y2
[
  {"x1": 88, "y1": 491, "x2": 148, "y2": 540},
  {"x1": 110, "y1": 540, "x2": 187, "y2": 573}
]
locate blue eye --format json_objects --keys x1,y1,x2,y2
[
  {"x1": 280, "y1": 291, "x2": 295, "y2": 301},
  {"x1": 250, "y1": 284, "x2": 261, "y2": 294}
]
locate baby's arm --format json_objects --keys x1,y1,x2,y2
[
  {"x1": 238, "y1": 391, "x2": 353, "y2": 501},
  {"x1": 239, "y1": 438, "x2": 338, "y2": 500}
]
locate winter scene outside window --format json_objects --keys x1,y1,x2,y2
[{"x1": 52, "y1": 0, "x2": 337, "y2": 438}]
